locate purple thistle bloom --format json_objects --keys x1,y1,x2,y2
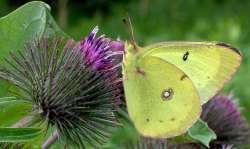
[
  {"x1": 74, "y1": 26, "x2": 124, "y2": 107},
  {"x1": 75, "y1": 26, "x2": 124, "y2": 71},
  {"x1": 201, "y1": 95, "x2": 250, "y2": 148}
]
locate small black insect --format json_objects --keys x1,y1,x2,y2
[{"x1": 183, "y1": 51, "x2": 189, "y2": 61}]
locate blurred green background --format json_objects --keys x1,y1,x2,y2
[{"x1": 0, "y1": 0, "x2": 250, "y2": 147}]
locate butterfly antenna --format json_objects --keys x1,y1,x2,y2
[{"x1": 123, "y1": 16, "x2": 139, "y2": 52}]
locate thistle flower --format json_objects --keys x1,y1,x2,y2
[
  {"x1": 75, "y1": 26, "x2": 124, "y2": 107},
  {"x1": 0, "y1": 27, "x2": 124, "y2": 148},
  {"x1": 201, "y1": 95, "x2": 250, "y2": 148},
  {"x1": 76, "y1": 26, "x2": 124, "y2": 71}
]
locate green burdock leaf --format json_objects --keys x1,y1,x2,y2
[
  {"x1": 188, "y1": 118, "x2": 217, "y2": 147},
  {"x1": 0, "y1": 97, "x2": 29, "y2": 106},
  {"x1": 0, "y1": 1, "x2": 66, "y2": 62},
  {"x1": 0, "y1": 127, "x2": 42, "y2": 142},
  {"x1": 0, "y1": 97, "x2": 31, "y2": 127},
  {"x1": 0, "y1": 99, "x2": 31, "y2": 127}
]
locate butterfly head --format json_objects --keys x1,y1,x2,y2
[{"x1": 122, "y1": 16, "x2": 141, "y2": 54}]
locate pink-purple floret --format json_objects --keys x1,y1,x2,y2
[
  {"x1": 76, "y1": 26, "x2": 124, "y2": 71},
  {"x1": 211, "y1": 95, "x2": 241, "y2": 121}
]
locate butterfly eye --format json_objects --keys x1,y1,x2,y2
[
  {"x1": 183, "y1": 51, "x2": 189, "y2": 61},
  {"x1": 161, "y1": 88, "x2": 174, "y2": 101}
]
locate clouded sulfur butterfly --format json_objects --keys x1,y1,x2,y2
[{"x1": 122, "y1": 21, "x2": 242, "y2": 138}]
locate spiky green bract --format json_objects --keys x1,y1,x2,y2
[{"x1": 0, "y1": 38, "x2": 121, "y2": 148}]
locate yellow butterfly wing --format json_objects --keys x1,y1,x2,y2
[
  {"x1": 123, "y1": 50, "x2": 201, "y2": 138},
  {"x1": 141, "y1": 42, "x2": 242, "y2": 104}
]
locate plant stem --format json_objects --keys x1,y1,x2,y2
[
  {"x1": 42, "y1": 131, "x2": 59, "y2": 149},
  {"x1": 11, "y1": 116, "x2": 31, "y2": 128}
]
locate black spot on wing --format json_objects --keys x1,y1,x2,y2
[
  {"x1": 216, "y1": 42, "x2": 241, "y2": 56},
  {"x1": 183, "y1": 51, "x2": 189, "y2": 61}
]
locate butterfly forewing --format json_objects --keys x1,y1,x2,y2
[{"x1": 142, "y1": 42, "x2": 242, "y2": 104}]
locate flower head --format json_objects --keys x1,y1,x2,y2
[
  {"x1": 75, "y1": 26, "x2": 124, "y2": 107},
  {"x1": 0, "y1": 34, "x2": 123, "y2": 148},
  {"x1": 201, "y1": 95, "x2": 250, "y2": 148},
  {"x1": 76, "y1": 26, "x2": 124, "y2": 71}
]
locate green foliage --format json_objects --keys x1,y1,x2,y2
[
  {"x1": 0, "y1": 1, "x2": 65, "y2": 62},
  {"x1": 0, "y1": 128, "x2": 42, "y2": 142},
  {"x1": 104, "y1": 122, "x2": 139, "y2": 149},
  {"x1": 0, "y1": 1, "x2": 66, "y2": 96},
  {"x1": 0, "y1": 97, "x2": 29, "y2": 106},
  {"x1": 188, "y1": 119, "x2": 217, "y2": 147},
  {"x1": 0, "y1": 101, "x2": 31, "y2": 127},
  {"x1": 0, "y1": 97, "x2": 32, "y2": 127}
]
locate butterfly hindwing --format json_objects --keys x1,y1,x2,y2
[{"x1": 123, "y1": 53, "x2": 201, "y2": 138}]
